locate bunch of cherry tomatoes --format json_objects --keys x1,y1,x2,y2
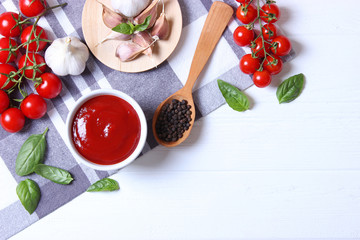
[
  {"x1": 233, "y1": 0, "x2": 291, "y2": 88},
  {"x1": 0, "y1": 0, "x2": 63, "y2": 133}
]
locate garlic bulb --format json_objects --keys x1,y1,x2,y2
[
  {"x1": 111, "y1": 0, "x2": 151, "y2": 18},
  {"x1": 45, "y1": 37, "x2": 89, "y2": 76}
]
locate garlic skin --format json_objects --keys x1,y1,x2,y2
[
  {"x1": 115, "y1": 39, "x2": 157, "y2": 62},
  {"x1": 134, "y1": 0, "x2": 159, "y2": 29},
  {"x1": 132, "y1": 31, "x2": 154, "y2": 57},
  {"x1": 151, "y1": 12, "x2": 169, "y2": 40},
  {"x1": 111, "y1": 0, "x2": 151, "y2": 18},
  {"x1": 97, "y1": 31, "x2": 132, "y2": 46},
  {"x1": 45, "y1": 37, "x2": 90, "y2": 76},
  {"x1": 101, "y1": 2, "x2": 124, "y2": 28}
]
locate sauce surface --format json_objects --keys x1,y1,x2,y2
[{"x1": 72, "y1": 95, "x2": 141, "y2": 165}]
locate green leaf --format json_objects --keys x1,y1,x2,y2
[
  {"x1": 16, "y1": 179, "x2": 41, "y2": 214},
  {"x1": 276, "y1": 73, "x2": 305, "y2": 104},
  {"x1": 15, "y1": 128, "x2": 48, "y2": 176},
  {"x1": 87, "y1": 178, "x2": 119, "y2": 192},
  {"x1": 112, "y1": 23, "x2": 133, "y2": 35},
  {"x1": 34, "y1": 164, "x2": 73, "y2": 185},
  {"x1": 134, "y1": 16, "x2": 152, "y2": 32},
  {"x1": 217, "y1": 79, "x2": 250, "y2": 112}
]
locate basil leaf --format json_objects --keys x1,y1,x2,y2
[
  {"x1": 87, "y1": 178, "x2": 119, "y2": 192},
  {"x1": 34, "y1": 164, "x2": 73, "y2": 185},
  {"x1": 134, "y1": 16, "x2": 151, "y2": 32},
  {"x1": 112, "y1": 23, "x2": 133, "y2": 35},
  {"x1": 15, "y1": 128, "x2": 48, "y2": 176},
  {"x1": 16, "y1": 179, "x2": 41, "y2": 214},
  {"x1": 277, "y1": 73, "x2": 305, "y2": 103},
  {"x1": 217, "y1": 79, "x2": 249, "y2": 112}
]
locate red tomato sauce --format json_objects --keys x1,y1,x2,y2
[{"x1": 71, "y1": 95, "x2": 141, "y2": 165}]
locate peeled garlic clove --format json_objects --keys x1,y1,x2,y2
[
  {"x1": 151, "y1": 12, "x2": 170, "y2": 40},
  {"x1": 132, "y1": 31, "x2": 154, "y2": 57},
  {"x1": 134, "y1": 0, "x2": 159, "y2": 29},
  {"x1": 97, "y1": 31, "x2": 132, "y2": 46},
  {"x1": 111, "y1": 0, "x2": 151, "y2": 18},
  {"x1": 100, "y1": 2, "x2": 125, "y2": 29}
]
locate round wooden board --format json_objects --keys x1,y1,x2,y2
[{"x1": 82, "y1": 0, "x2": 182, "y2": 73}]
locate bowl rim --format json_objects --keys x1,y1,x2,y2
[{"x1": 65, "y1": 89, "x2": 147, "y2": 171}]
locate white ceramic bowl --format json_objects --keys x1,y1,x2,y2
[{"x1": 65, "y1": 89, "x2": 147, "y2": 171}]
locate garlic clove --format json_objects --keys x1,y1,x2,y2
[
  {"x1": 134, "y1": 0, "x2": 159, "y2": 29},
  {"x1": 111, "y1": 0, "x2": 151, "y2": 18},
  {"x1": 151, "y1": 12, "x2": 170, "y2": 40},
  {"x1": 97, "y1": 31, "x2": 132, "y2": 46},
  {"x1": 132, "y1": 30, "x2": 154, "y2": 57},
  {"x1": 99, "y1": 1, "x2": 125, "y2": 29},
  {"x1": 115, "y1": 39, "x2": 157, "y2": 62}
]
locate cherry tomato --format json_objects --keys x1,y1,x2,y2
[
  {"x1": 251, "y1": 38, "x2": 271, "y2": 58},
  {"x1": 36, "y1": 73, "x2": 62, "y2": 99},
  {"x1": 1, "y1": 108, "x2": 25, "y2": 133},
  {"x1": 0, "y1": 12, "x2": 22, "y2": 38},
  {"x1": 0, "y1": 90, "x2": 10, "y2": 114},
  {"x1": 18, "y1": 53, "x2": 47, "y2": 79},
  {"x1": 21, "y1": 25, "x2": 48, "y2": 52},
  {"x1": 21, "y1": 93, "x2": 47, "y2": 119},
  {"x1": 0, "y1": 37, "x2": 19, "y2": 63},
  {"x1": 260, "y1": 3, "x2": 280, "y2": 23},
  {"x1": 19, "y1": 0, "x2": 47, "y2": 17},
  {"x1": 253, "y1": 70, "x2": 272, "y2": 88},
  {"x1": 262, "y1": 23, "x2": 277, "y2": 40},
  {"x1": 239, "y1": 54, "x2": 260, "y2": 74},
  {"x1": 235, "y1": 0, "x2": 251, "y2": 3},
  {"x1": 0, "y1": 64, "x2": 17, "y2": 90},
  {"x1": 236, "y1": 4, "x2": 257, "y2": 24},
  {"x1": 233, "y1": 26, "x2": 254, "y2": 47},
  {"x1": 271, "y1": 35, "x2": 291, "y2": 56},
  {"x1": 263, "y1": 55, "x2": 283, "y2": 75}
]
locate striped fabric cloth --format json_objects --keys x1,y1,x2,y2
[{"x1": 0, "y1": 0, "x2": 295, "y2": 238}]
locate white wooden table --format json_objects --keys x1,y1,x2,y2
[{"x1": 5, "y1": 0, "x2": 360, "y2": 239}]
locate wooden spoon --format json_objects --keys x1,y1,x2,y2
[{"x1": 152, "y1": 1, "x2": 233, "y2": 147}]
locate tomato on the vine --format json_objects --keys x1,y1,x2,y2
[
  {"x1": 263, "y1": 55, "x2": 283, "y2": 75},
  {"x1": 253, "y1": 70, "x2": 272, "y2": 88},
  {"x1": 236, "y1": 4, "x2": 257, "y2": 24},
  {"x1": 260, "y1": 3, "x2": 280, "y2": 23},
  {"x1": 271, "y1": 35, "x2": 291, "y2": 56},
  {"x1": 1, "y1": 108, "x2": 25, "y2": 133},
  {"x1": 0, "y1": 64, "x2": 17, "y2": 90},
  {"x1": 0, "y1": 12, "x2": 22, "y2": 38},
  {"x1": 21, "y1": 25, "x2": 48, "y2": 52},
  {"x1": 233, "y1": 26, "x2": 254, "y2": 47},
  {"x1": 36, "y1": 73, "x2": 62, "y2": 99},
  {"x1": 0, "y1": 90, "x2": 10, "y2": 114},
  {"x1": 18, "y1": 53, "x2": 47, "y2": 79},
  {"x1": 251, "y1": 37, "x2": 271, "y2": 58},
  {"x1": 240, "y1": 54, "x2": 260, "y2": 74},
  {"x1": 262, "y1": 23, "x2": 277, "y2": 40},
  {"x1": 19, "y1": 0, "x2": 47, "y2": 17},
  {"x1": 21, "y1": 94, "x2": 47, "y2": 119},
  {"x1": 0, "y1": 38, "x2": 19, "y2": 63}
]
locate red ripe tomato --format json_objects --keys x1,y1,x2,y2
[
  {"x1": 262, "y1": 23, "x2": 277, "y2": 40},
  {"x1": 236, "y1": 4, "x2": 257, "y2": 24},
  {"x1": 0, "y1": 12, "x2": 22, "y2": 38},
  {"x1": 233, "y1": 26, "x2": 254, "y2": 47},
  {"x1": 236, "y1": 0, "x2": 251, "y2": 3},
  {"x1": 0, "y1": 64, "x2": 17, "y2": 90},
  {"x1": 0, "y1": 90, "x2": 10, "y2": 114},
  {"x1": 263, "y1": 55, "x2": 283, "y2": 75},
  {"x1": 251, "y1": 38, "x2": 271, "y2": 58},
  {"x1": 21, "y1": 93, "x2": 47, "y2": 119},
  {"x1": 18, "y1": 53, "x2": 47, "y2": 79},
  {"x1": 21, "y1": 26, "x2": 48, "y2": 52},
  {"x1": 1, "y1": 108, "x2": 25, "y2": 133},
  {"x1": 260, "y1": 4, "x2": 280, "y2": 23},
  {"x1": 271, "y1": 35, "x2": 291, "y2": 56},
  {"x1": 0, "y1": 37, "x2": 19, "y2": 63},
  {"x1": 240, "y1": 54, "x2": 260, "y2": 74},
  {"x1": 36, "y1": 73, "x2": 62, "y2": 99},
  {"x1": 19, "y1": 0, "x2": 47, "y2": 17},
  {"x1": 253, "y1": 70, "x2": 272, "y2": 88}
]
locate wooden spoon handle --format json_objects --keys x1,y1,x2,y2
[{"x1": 184, "y1": 2, "x2": 233, "y2": 92}]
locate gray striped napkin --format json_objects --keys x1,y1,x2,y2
[{"x1": 0, "y1": 0, "x2": 295, "y2": 238}]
